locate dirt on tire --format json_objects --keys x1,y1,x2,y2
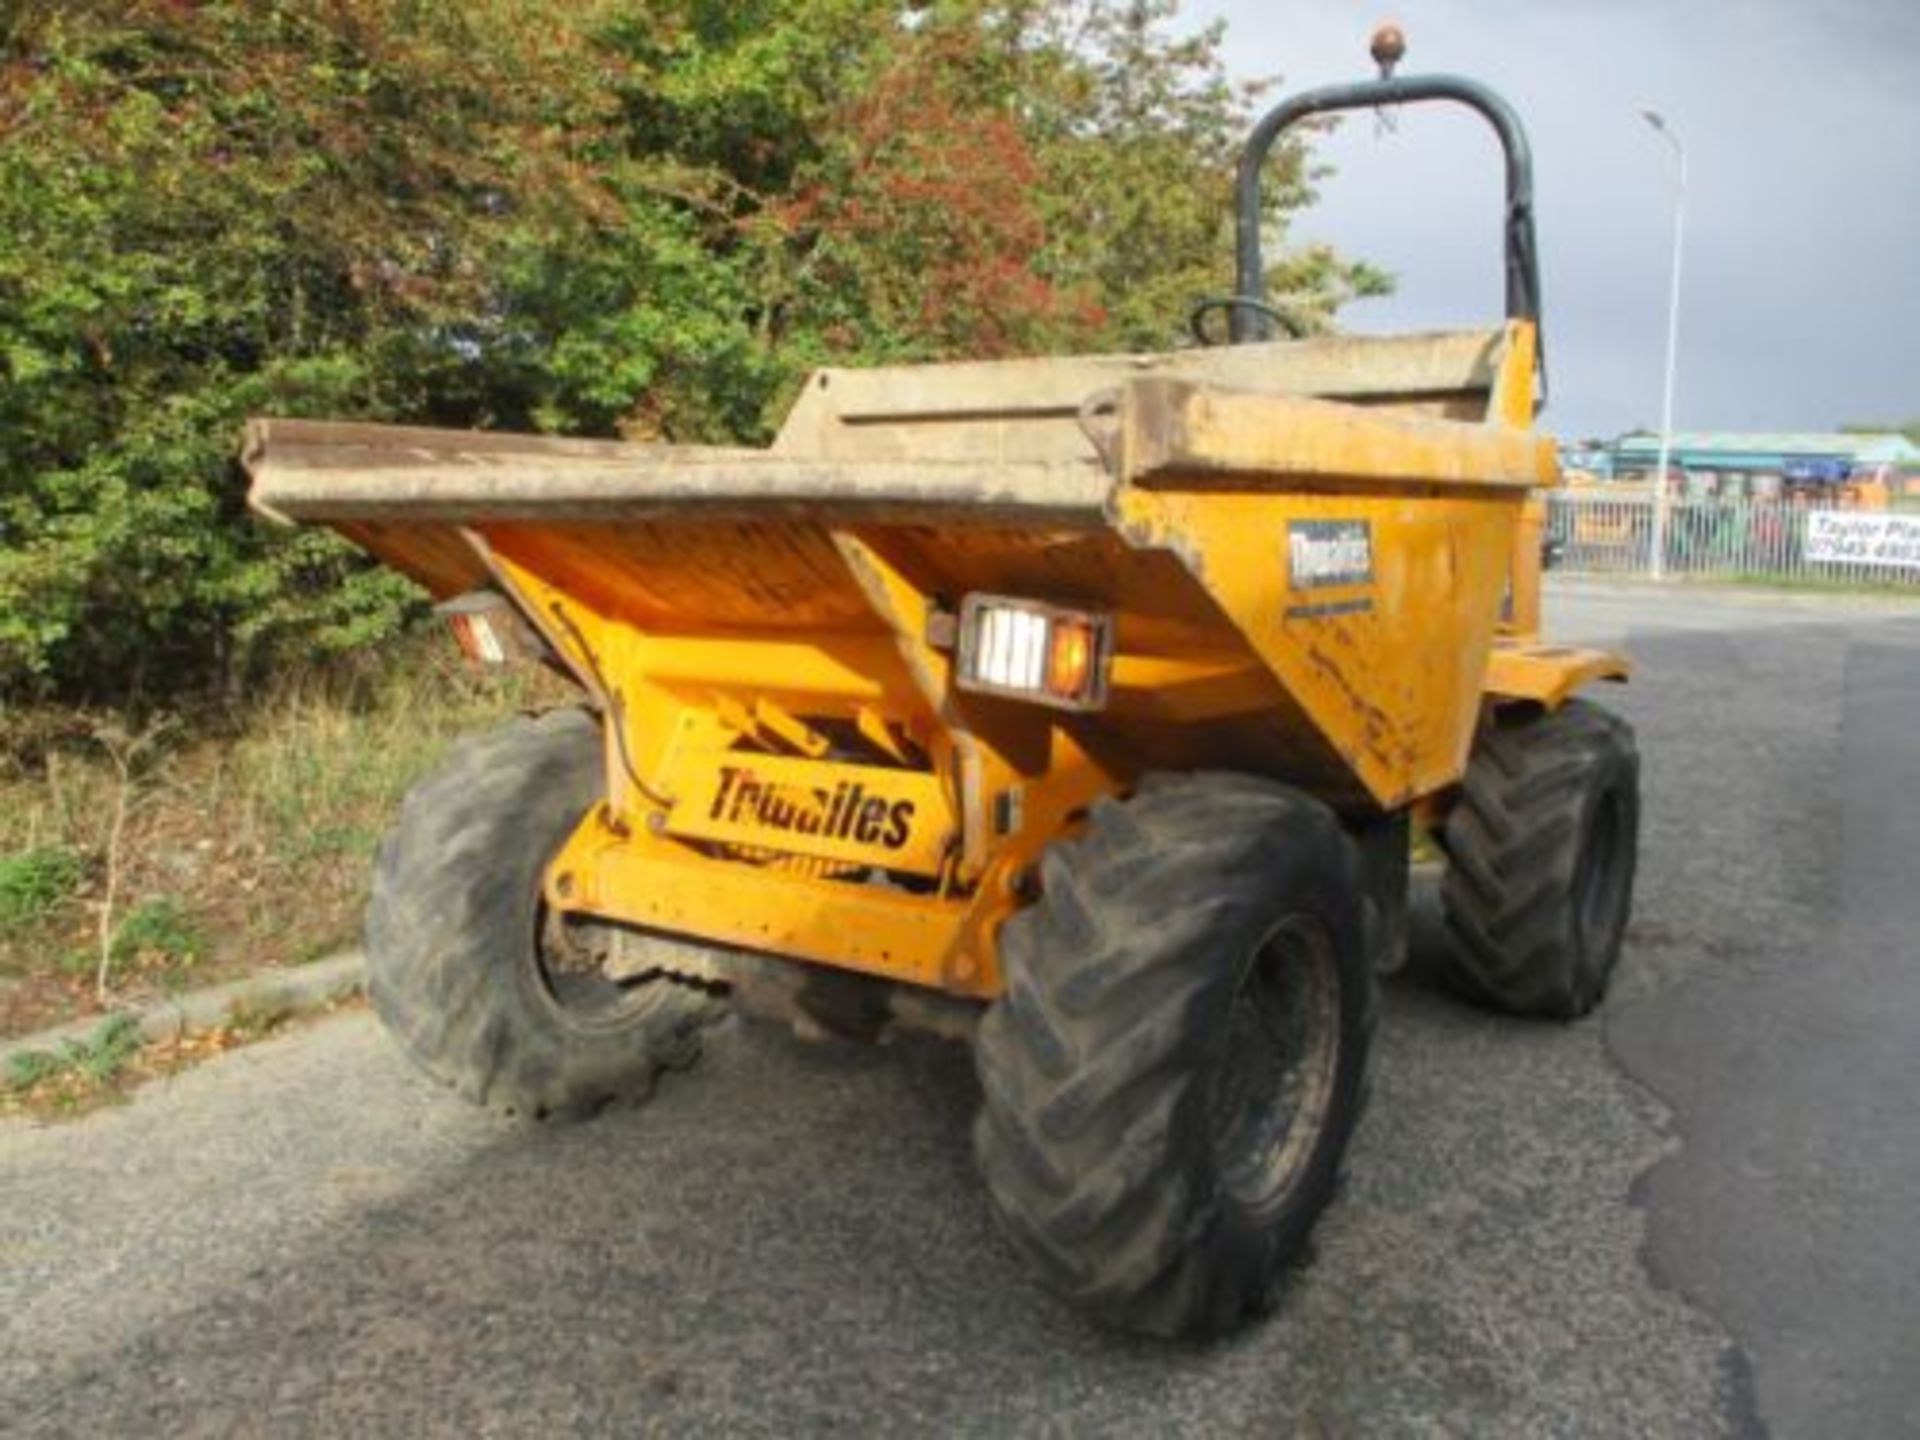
[
  {"x1": 364, "y1": 708, "x2": 723, "y2": 1120},
  {"x1": 972, "y1": 773, "x2": 1376, "y2": 1338},
  {"x1": 1439, "y1": 699, "x2": 1640, "y2": 1019}
]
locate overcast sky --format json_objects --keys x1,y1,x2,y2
[{"x1": 1186, "y1": 0, "x2": 1920, "y2": 439}]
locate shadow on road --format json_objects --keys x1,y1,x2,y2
[
  {"x1": 10, "y1": 962, "x2": 1737, "y2": 1436},
  {"x1": 33, "y1": 584, "x2": 1897, "y2": 1434}
]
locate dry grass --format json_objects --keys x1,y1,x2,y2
[{"x1": 0, "y1": 640, "x2": 573, "y2": 1040}]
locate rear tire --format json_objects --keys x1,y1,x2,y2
[
  {"x1": 365, "y1": 709, "x2": 723, "y2": 1119},
  {"x1": 973, "y1": 774, "x2": 1375, "y2": 1338},
  {"x1": 1438, "y1": 699, "x2": 1640, "y2": 1018}
]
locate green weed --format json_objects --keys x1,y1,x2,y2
[
  {"x1": 0, "y1": 847, "x2": 84, "y2": 927},
  {"x1": 55, "y1": 949, "x2": 93, "y2": 979},
  {"x1": 110, "y1": 896, "x2": 206, "y2": 968},
  {"x1": 5, "y1": 1014, "x2": 143, "y2": 1093}
]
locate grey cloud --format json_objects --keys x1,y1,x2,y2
[{"x1": 1191, "y1": 0, "x2": 1920, "y2": 436}]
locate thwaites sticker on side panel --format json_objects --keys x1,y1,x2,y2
[{"x1": 1287, "y1": 520, "x2": 1374, "y2": 589}]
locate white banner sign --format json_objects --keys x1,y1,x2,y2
[{"x1": 1805, "y1": 511, "x2": 1920, "y2": 571}]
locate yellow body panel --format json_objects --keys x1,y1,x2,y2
[
  {"x1": 1113, "y1": 487, "x2": 1524, "y2": 808},
  {"x1": 545, "y1": 806, "x2": 987, "y2": 993},
  {"x1": 243, "y1": 319, "x2": 1627, "y2": 1001},
  {"x1": 1484, "y1": 642, "x2": 1631, "y2": 708}
]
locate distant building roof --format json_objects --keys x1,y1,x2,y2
[{"x1": 1613, "y1": 432, "x2": 1920, "y2": 470}]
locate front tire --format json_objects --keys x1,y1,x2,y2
[
  {"x1": 365, "y1": 709, "x2": 722, "y2": 1119},
  {"x1": 1438, "y1": 699, "x2": 1640, "y2": 1018},
  {"x1": 973, "y1": 774, "x2": 1375, "y2": 1339}
]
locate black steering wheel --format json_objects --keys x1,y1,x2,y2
[{"x1": 1187, "y1": 295, "x2": 1307, "y2": 346}]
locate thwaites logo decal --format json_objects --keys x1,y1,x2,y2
[
  {"x1": 1287, "y1": 520, "x2": 1375, "y2": 589},
  {"x1": 709, "y1": 765, "x2": 915, "y2": 851},
  {"x1": 666, "y1": 753, "x2": 951, "y2": 875}
]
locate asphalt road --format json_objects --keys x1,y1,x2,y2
[{"x1": 5, "y1": 579, "x2": 1918, "y2": 1438}]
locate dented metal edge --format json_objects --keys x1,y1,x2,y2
[
  {"x1": 1116, "y1": 376, "x2": 1555, "y2": 491},
  {"x1": 244, "y1": 456, "x2": 1115, "y2": 528}
]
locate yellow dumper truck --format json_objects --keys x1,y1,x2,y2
[{"x1": 245, "y1": 48, "x2": 1637, "y2": 1338}]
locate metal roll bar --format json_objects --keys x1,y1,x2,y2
[{"x1": 1228, "y1": 68, "x2": 1547, "y2": 401}]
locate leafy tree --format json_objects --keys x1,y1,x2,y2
[
  {"x1": 0, "y1": 0, "x2": 1387, "y2": 706},
  {"x1": 1, "y1": 1, "x2": 635, "y2": 698}
]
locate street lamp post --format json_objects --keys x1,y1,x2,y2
[{"x1": 1641, "y1": 109, "x2": 1687, "y2": 580}]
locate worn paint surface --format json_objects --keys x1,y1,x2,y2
[
  {"x1": 240, "y1": 319, "x2": 1624, "y2": 998},
  {"x1": 1483, "y1": 642, "x2": 1631, "y2": 707}
]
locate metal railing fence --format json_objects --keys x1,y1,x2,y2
[{"x1": 1545, "y1": 492, "x2": 1920, "y2": 589}]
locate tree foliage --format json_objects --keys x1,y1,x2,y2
[{"x1": 0, "y1": 0, "x2": 1387, "y2": 704}]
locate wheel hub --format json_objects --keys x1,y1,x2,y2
[{"x1": 1208, "y1": 915, "x2": 1342, "y2": 1216}]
